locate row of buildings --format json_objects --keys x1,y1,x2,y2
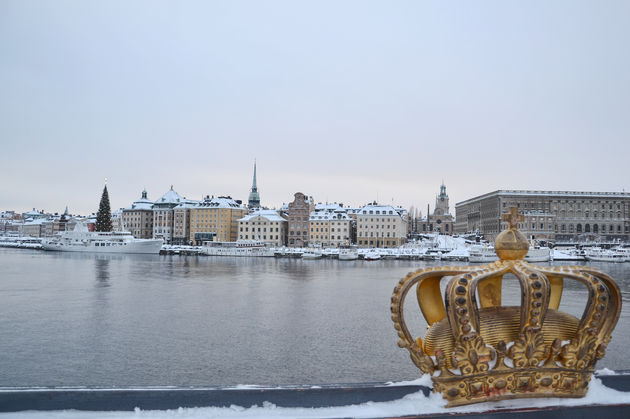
[
  {"x1": 118, "y1": 187, "x2": 410, "y2": 248},
  {"x1": 3, "y1": 162, "x2": 629, "y2": 245}
]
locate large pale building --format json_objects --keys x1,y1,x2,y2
[
  {"x1": 455, "y1": 190, "x2": 630, "y2": 242},
  {"x1": 153, "y1": 186, "x2": 184, "y2": 244},
  {"x1": 309, "y1": 204, "x2": 352, "y2": 247},
  {"x1": 189, "y1": 196, "x2": 247, "y2": 245},
  {"x1": 356, "y1": 203, "x2": 408, "y2": 247},
  {"x1": 287, "y1": 192, "x2": 315, "y2": 247},
  {"x1": 237, "y1": 209, "x2": 288, "y2": 246},
  {"x1": 122, "y1": 190, "x2": 154, "y2": 239}
]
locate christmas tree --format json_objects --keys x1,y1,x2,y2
[{"x1": 95, "y1": 184, "x2": 113, "y2": 232}]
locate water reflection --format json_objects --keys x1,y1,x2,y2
[{"x1": 94, "y1": 258, "x2": 110, "y2": 287}]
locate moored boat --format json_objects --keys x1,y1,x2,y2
[
  {"x1": 524, "y1": 246, "x2": 551, "y2": 262},
  {"x1": 363, "y1": 251, "x2": 381, "y2": 261},
  {"x1": 468, "y1": 245, "x2": 498, "y2": 263},
  {"x1": 41, "y1": 223, "x2": 163, "y2": 254},
  {"x1": 338, "y1": 246, "x2": 359, "y2": 261}
]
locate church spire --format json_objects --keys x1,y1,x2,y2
[
  {"x1": 248, "y1": 160, "x2": 261, "y2": 209},
  {"x1": 252, "y1": 160, "x2": 257, "y2": 191}
]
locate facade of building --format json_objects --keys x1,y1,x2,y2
[
  {"x1": 189, "y1": 196, "x2": 247, "y2": 245},
  {"x1": 287, "y1": 192, "x2": 315, "y2": 247},
  {"x1": 122, "y1": 190, "x2": 154, "y2": 239},
  {"x1": 172, "y1": 199, "x2": 199, "y2": 245},
  {"x1": 22, "y1": 218, "x2": 47, "y2": 237},
  {"x1": 455, "y1": 190, "x2": 630, "y2": 242},
  {"x1": 153, "y1": 186, "x2": 183, "y2": 244},
  {"x1": 237, "y1": 209, "x2": 288, "y2": 246},
  {"x1": 355, "y1": 203, "x2": 408, "y2": 247},
  {"x1": 248, "y1": 161, "x2": 261, "y2": 210},
  {"x1": 421, "y1": 183, "x2": 455, "y2": 234},
  {"x1": 308, "y1": 204, "x2": 352, "y2": 247}
]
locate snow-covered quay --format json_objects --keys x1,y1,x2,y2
[{"x1": 2, "y1": 373, "x2": 630, "y2": 418}]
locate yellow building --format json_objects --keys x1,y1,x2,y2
[
  {"x1": 189, "y1": 196, "x2": 247, "y2": 245},
  {"x1": 309, "y1": 204, "x2": 352, "y2": 247}
]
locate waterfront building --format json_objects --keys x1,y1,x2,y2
[
  {"x1": 22, "y1": 218, "x2": 47, "y2": 237},
  {"x1": 152, "y1": 186, "x2": 183, "y2": 244},
  {"x1": 287, "y1": 192, "x2": 315, "y2": 247},
  {"x1": 355, "y1": 203, "x2": 408, "y2": 248},
  {"x1": 172, "y1": 198, "x2": 199, "y2": 245},
  {"x1": 248, "y1": 161, "x2": 261, "y2": 210},
  {"x1": 122, "y1": 189, "x2": 154, "y2": 239},
  {"x1": 237, "y1": 209, "x2": 288, "y2": 246},
  {"x1": 309, "y1": 204, "x2": 352, "y2": 247},
  {"x1": 189, "y1": 196, "x2": 247, "y2": 245},
  {"x1": 455, "y1": 190, "x2": 630, "y2": 242},
  {"x1": 421, "y1": 183, "x2": 455, "y2": 234}
]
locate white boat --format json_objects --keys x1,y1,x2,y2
[
  {"x1": 302, "y1": 251, "x2": 323, "y2": 260},
  {"x1": 339, "y1": 246, "x2": 359, "y2": 261},
  {"x1": 468, "y1": 245, "x2": 498, "y2": 263},
  {"x1": 363, "y1": 251, "x2": 381, "y2": 261},
  {"x1": 202, "y1": 240, "x2": 275, "y2": 257},
  {"x1": 41, "y1": 224, "x2": 163, "y2": 254},
  {"x1": 551, "y1": 247, "x2": 586, "y2": 261},
  {"x1": 585, "y1": 247, "x2": 627, "y2": 263},
  {"x1": 524, "y1": 246, "x2": 551, "y2": 262}
]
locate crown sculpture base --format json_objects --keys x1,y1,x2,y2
[{"x1": 391, "y1": 208, "x2": 621, "y2": 407}]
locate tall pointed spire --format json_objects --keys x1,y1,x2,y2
[{"x1": 248, "y1": 160, "x2": 261, "y2": 209}]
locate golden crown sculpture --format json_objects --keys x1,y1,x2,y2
[{"x1": 391, "y1": 207, "x2": 621, "y2": 407}]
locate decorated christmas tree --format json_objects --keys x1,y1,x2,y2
[{"x1": 95, "y1": 184, "x2": 113, "y2": 232}]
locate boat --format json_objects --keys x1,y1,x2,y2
[
  {"x1": 524, "y1": 246, "x2": 551, "y2": 262},
  {"x1": 41, "y1": 223, "x2": 163, "y2": 254},
  {"x1": 363, "y1": 251, "x2": 381, "y2": 261},
  {"x1": 338, "y1": 246, "x2": 359, "y2": 261},
  {"x1": 302, "y1": 250, "x2": 323, "y2": 259},
  {"x1": 468, "y1": 245, "x2": 498, "y2": 263},
  {"x1": 551, "y1": 247, "x2": 586, "y2": 261},
  {"x1": 585, "y1": 247, "x2": 628, "y2": 263},
  {"x1": 202, "y1": 240, "x2": 275, "y2": 257}
]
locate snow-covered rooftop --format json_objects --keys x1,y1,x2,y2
[
  {"x1": 194, "y1": 196, "x2": 243, "y2": 210},
  {"x1": 174, "y1": 199, "x2": 200, "y2": 209},
  {"x1": 154, "y1": 187, "x2": 183, "y2": 205},
  {"x1": 358, "y1": 204, "x2": 407, "y2": 217},
  {"x1": 310, "y1": 210, "x2": 351, "y2": 221},
  {"x1": 239, "y1": 209, "x2": 287, "y2": 222}
]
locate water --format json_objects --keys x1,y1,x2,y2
[{"x1": 1, "y1": 248, "x2": 630, "y2": 387}]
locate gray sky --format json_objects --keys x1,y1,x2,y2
[{"x1": 1, "y1": 1, "x2": 629, "y2": 216}]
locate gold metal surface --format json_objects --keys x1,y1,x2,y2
[{"x1": 391, "y1": 207, "x2": 622, "y2": 407}]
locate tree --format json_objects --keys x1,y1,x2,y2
[{"x1": 95, "y1": 185, "x2": 113, "y2": 232}]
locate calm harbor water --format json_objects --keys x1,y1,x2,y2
[{"x1": 1, "y1": 247, "x2": 630, "y2": 388}]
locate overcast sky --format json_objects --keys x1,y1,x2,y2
[{"x1": 1, "y1": 1, "x2": 629, "y2": 216}]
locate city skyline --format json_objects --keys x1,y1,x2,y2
[{"x1": 2, "y1": 1, "x2": 629, "y2": 215}]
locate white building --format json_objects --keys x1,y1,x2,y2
[
  {"x1": 309, "y1": 204, "x2": 352, "y2": 247},
  {"x1": 356, "y1": 203, "x2": 408, "y2": 248},
  {"x1": 153, "y1": 186, "x2": 183, "y2": 244},
  {"x1": 238, "y1": 209, "x2": 288, "y2": 246}
]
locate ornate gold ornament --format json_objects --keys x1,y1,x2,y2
[{"x1": 391, "y1": 207, "x2": 622, "y2": 407}]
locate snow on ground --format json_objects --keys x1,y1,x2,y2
[{"x1": 2, "y1": 377, "x2": 630, "y2": 419}]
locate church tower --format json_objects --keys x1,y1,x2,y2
[
  {"x1": 434, "y1": 182, "x2": 449, "y2": 216},
  {"x1": 248, "y1": 161, "x2": 261, "y2": 209}
]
